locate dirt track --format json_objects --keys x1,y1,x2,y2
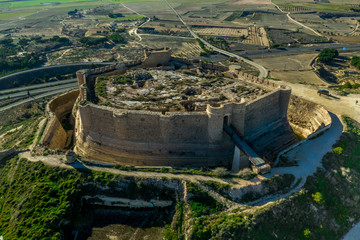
[{"x1": 280, "y1": 81, "x2": 360, "y2": 122}]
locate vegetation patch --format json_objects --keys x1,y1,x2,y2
[
  {"x1": 350, "y1": 56, "x2": 360, "y2": 70},
  {"x1": 317, "y1": 48, "x2": 339, "y2": 63},
  {"x1": 95, "y1": 77, "x2": 108, "y2": 99}
]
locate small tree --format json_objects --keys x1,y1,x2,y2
[{"x1": 317, "y1": 48, "x2": 338, "y2": 63}]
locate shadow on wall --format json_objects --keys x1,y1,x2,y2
[{"x1": 42, "y1": 90, "x2": 79, "y2": 150}]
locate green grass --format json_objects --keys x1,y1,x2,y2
[
  {"x1": 0, "y1": 157, "x2": 82, "y2": 239},
  {"x1": 0, "y1": 12, "x2": 35, "y2": 19},
  {"x1": 8, "y1": 0, "x2": 95, "y2": 8}
]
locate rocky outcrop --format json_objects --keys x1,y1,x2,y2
[{"x1": 288, "y1": 95, "x2": 331, "y2": 138}]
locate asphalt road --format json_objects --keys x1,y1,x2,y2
[
  {"x1": 0, "y1": 78, "x2": 77, "y2": 94},
  {"x1": 240, "y1": 43, "x2": 360, "y2": 58},
  {"x1": 0, "y1": 81, "x2": 77, "y2": 100},
  {"x1": 0, "y1": 87, "x2": 77, "y2": 112}
]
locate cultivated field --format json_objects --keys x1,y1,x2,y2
[{"x1": 254, "y1": 53, "x2": 327, "y2": 85}]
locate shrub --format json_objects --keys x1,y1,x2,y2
[
  {"x1": 107, "y1": 33, "x2": 125, "y2": 43},
  {"x1": 350, "y1": 56, "x2": 360, "y2": 70},
  {"x1": 333, "y1": 146, "x2": 343, "y2": 155},
  {"x1": 352, "y1": 83, "x2": 360, "y2": 89},
  {"x1": 304, "y1": 229, "x2": 311, "y2": 238},
  {"x1": 312, "y1": 192, "x2": 325, "y2": 204},
  {"x1": 339, "y1": 82, "x2": 352, "y2": 90},
  {"x1": 79, "y1": 37, "x2": 107, "y2": 46},
  {"x1": 95, "y1": 78, "x2": 107, "y2": 98},
  {"x1": 317, "y1": 48, "x2": 338, "y2": 63}
]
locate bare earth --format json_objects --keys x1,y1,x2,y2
[{"x1": 280, "y1": 81, "x2": 360, "y2": 122}]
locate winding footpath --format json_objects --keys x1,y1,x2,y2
[
  {"x1": 163, "y1": 0, "x2": 268, "y2": 78},
  {"x1": 122, "y1": 3, "x2": 150, "y2": 41}
]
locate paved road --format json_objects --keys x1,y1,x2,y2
[
  {"x1": 163, "y1": 0, "x2": 268, "y2": 78},
  {"x1": 0, "y1": 87, "x2": 77, "y2": 112},
  {"x1": 0, "y1": 62, "x2": 112, "y2": 91},
  {"x1": 0, "y1": 81, "x2": 77, "y2": 100},
  {"x1": 241, "y1": 43, "x2": 360, "y2": 58},
  {"x1": 0, "y1": 78, "x2": 77, "y2": 94}
]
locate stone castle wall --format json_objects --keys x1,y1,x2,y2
[
  {"x1": 42, "y1": 90, "x2": 79, "y2": 149},
  {"x1": 74, "y1": 104, "x2": 234, "y2": 166},
  {"x1": 44, "y1": 52, "x2": 298, "y2": 167},
  {"x1": 72, "y1": 61, "x2": 297, "y2": 165}
]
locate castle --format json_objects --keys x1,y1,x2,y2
[{"x1": 42, "y1": 49, "x2": 298, "y2": 171}]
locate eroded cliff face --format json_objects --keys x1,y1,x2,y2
[{"x1": 288, "y1": 95, "x2": 331, "y2": 138}]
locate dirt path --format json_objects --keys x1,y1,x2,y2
[
  {"x1": 0, "y1": 125, "x2": 23, "y2": 141},
  {"x1": 279, "y1": 81, "x2": 360, "y2": 122},
  {"x1": 20, "y1": 151, "x2": 242, "y2": 186},
  {"x1": 342, "y1": 221, "x2": 360, "y2": 240},
  {"x1": 163, "y1": 0, "x2": 269, "y2": 78},
  {"x1": 56, "y1": 49, "x2": 71, "y2": 61},
  {"x1": 30, "y1": 118, "x2": 47, "y2": 151},
  {"x1": 122, "y1": 3, "x2": 150, "y2": 42},
  {"x1": 349, "y1": 22, "x2": 359, "y2": 36},
  {"x1": 244, "y1": 112, "x2": 343, "y2": 206}
]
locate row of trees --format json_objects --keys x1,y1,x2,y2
[
  {"x1": 79, "y1": 33, "x2": 125, "y2": 46},
  {"x1": 317, "y1": 48, "x2": 338, "y2": 63},
  {"x1": 0, "y1": 54, "x2": 44, "y2": 77}
]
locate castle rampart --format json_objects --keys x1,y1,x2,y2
[
  {"x1": 42, "y1": 90, "x2": 79, "y2": 149},
  {"x1": 43, "y1": 50, "x2": 299, "y2": 168}
]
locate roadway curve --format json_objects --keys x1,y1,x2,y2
[
  {"x1": 0, "y1": 62, "x2": 113, "y2": 91},
  {"x1": 163, "y1": 0, "x2": 269, "y2": 78},
  {"x1": 0, "y1": 62, "x2": 114, "y2": 111},
  {"x1": 0, "y1": 80, "x2": 77, "y2": 100},
  {"x1": 0, "y1": 87, "x2": 77, "y2": 112},
  {"x1": 122, "y1": 3, "x2": 150, "y2": 41}
]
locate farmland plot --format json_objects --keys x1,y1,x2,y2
[{"x1": 194, "y1": 26, "x2": 270, "y2": 47}]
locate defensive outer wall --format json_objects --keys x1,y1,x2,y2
[{"x1": 43, "y1": 49, "x2": 298, "y2": 168}]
